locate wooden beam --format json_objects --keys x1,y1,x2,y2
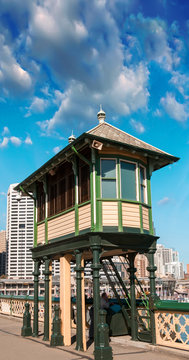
[
  {"x1": 81, "y1": 257, "x2": 86, "y2": 351},
  {"x1": 60, "y1": 254, "x2": 72, "y2": 346}
]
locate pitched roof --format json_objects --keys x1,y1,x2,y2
[
  {"x1": 15, "y1": 120, "x2": 179, "y2": 191},
  {"x1": 87, "y1": 122, "x2": 172, "y2": 157}
]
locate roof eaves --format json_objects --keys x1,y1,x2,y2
[{"x1": 14, "y1": 132, "x2": 88, "y2": 191}]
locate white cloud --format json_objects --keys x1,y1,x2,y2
[
  {"x1": 169, "y1": 72, "x2": 189, "y2": 100},
  {"x1": 125, "y1": 14, "x2": 173, "y2": 71},
  {"x1": 0, "y1": 192, "x2": 6, "y2": 196},
  {"x1": 0, "y1": 137, "x2": 9, "y2": 148},
  {"x1": 2, "y1": 126, "x2": 9, "y2": 135},
  {"x1": 160, "y1": 93, "x2": 188, "y2": 122},
  {"x1": 38, "y1": 63, "x2": 149, "y2": 133},
  {"x1": 153, "y1": 109, "x2": 162, "y2": 117},
  {"x1": 25, "y1": 97, "x2": 49, "y2": 117},
  {"x1": 158, "y1": 197, "x2": 171, "y2": 206},
  {"x1": 0, "y1": 35, "x2": 32, "y2": 96},
  {"x1": 25, "y1": 136, "x2": 32, "y2": 145},
  {"x1": 10, "y1": 136, "x2": 22, "y2": 146},
  {"x1": 53, "y1": 146, "x2": 61, "y2": 154},
  {"x1": 130, "y1": 119, "x2": 145, "y2": 133}
]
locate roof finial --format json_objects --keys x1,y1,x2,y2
[
  {"x1": 68, "y1": 130, "x2": 76, "y2": 143},
  {"x1": 97, "y1": 105, "x2": 106, "y2": 124}
]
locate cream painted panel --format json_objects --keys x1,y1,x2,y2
[
  {"x1": 102, "y1": 202, "x2": 118, "y2": 226},
  {"x1": 142, "y1": 206, "x2": 149, "y2": 230},
  {"x1": 79, "y1": 204, "x2": 91, "y2": 231},
  {"x1": 48, "y1": 211, "x2": 75, "y2": 240},
  {"x1": 122, "y1": 203, "x2": 140, "y2": 228},
  {"x1": 37, "y1": 223, "x2": 45, "y2": 245}
]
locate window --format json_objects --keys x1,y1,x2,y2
[
  {"x1": 139, "y1": 166, "x2": 147, "y2": 203},
  {"x1": 48, "y1": 162, "x2": 75, "y2": 217},
  {"x1": 37, "y1": 182, "x2": 45, "y2": 222},
  {"x1": 101, "y1": 159, "x2": 117, "y2": 198},
  {"x1": 120, "y1": 161, "x2": 137, "y2": 201},
  {"x1": 79, "y1": 164, "x2": 90, "y2": 203}
]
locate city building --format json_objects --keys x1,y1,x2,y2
[
  {"x1": 6, "y1": 184, "x2": 34, "y2": 279},
  {"x1": 154, "y1": 244, "x2": 184, "y2": 279},
  {"x1": 0, "y1": 230, "x2": 6, "y2": 276}
]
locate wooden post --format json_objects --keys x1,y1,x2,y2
[{"x1": 60, "y1": 254, "x2": 72, "y2": 346}]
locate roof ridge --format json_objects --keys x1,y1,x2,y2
[
  {"x1": 87, "y1": 122, "x2": 105, "y2": 133},
  {"x1": 91, "y1": 121, "x2": 171, "y2": 156}
]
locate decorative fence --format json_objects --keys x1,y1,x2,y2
[
  {"x1": 0, "y1": 295, "x2": 59, "y2": 321},
  {"x1": 155, "y1": 300, "x2": 189, "y2": 350},
  {"x1": 1, "y1": 295, "x2": 189, "y2": 351}
]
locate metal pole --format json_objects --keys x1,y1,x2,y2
[
  {"x1": 43, "y1": 257, "x2": 51, "y2": 341},
  {"x1": 91, "y1": 244, "x2": 101, "y2": 349},
  {"x1": 128, "y1": 253, "x2": 138, "y2": 341},
  {"x1": 32, "y1": 259, "x2": 40, "y2": 337},
  {"x1": 75, "y1": 250, "x2": 84, "y2": 351}
]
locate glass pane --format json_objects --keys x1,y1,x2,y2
[
  {"x1": 121, "y1": 161, "x2": 136, "y2": 200},
  {"x1": 140, "y1": 167, "x2": 145, "y2": 203},
  {"x1": 101, "y1": 159, "x2": 116, "y2": 178},
  {"x1": 102, "y1": 179, "x2": 116, "y2": 198}
]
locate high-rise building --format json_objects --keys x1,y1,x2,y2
[
  {"x1": 0, "y1": 230, "x2": 6, "y2": 275},
  {"x1": 6, "y1": 184, "x2": 34, "y2": 279},
  {"x1": 154, "y1": 244, "x2": 184, "y2": 279}
]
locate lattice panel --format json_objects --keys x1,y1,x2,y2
[
  {"x1": 12, "y1": 300, "x2": 25, "y2": 316},
  {"x1": 155, "y1": 310, "x2": 189, "y2": 350},
  {"x1": 137, "y1": 308, "x2": 150, "y2": 332},
  {"x1": 1, "y1": 300, "x2": 11, "y2": 314}
]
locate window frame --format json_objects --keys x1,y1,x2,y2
[
  {"x1": 100, "y1": 158, "x2": 118, "y2": 199},
  {"x1": 139, "y1": 164, "x2": 148, "y2": 204},
  {"x1": 119, "y1": 159, "x2": 139, "y2": 201}
]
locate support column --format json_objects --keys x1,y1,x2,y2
[
  {"x1": 75, "y1": 250, "x2": 84, "y2": 351},
  {"x1": 32, "y1": 259, "x2": 40, "y2": 337},
  {"x1": 146, "y1": 249, "x2": 158, "y2": 344},
  {"x1": 60, "y1": 254, "x2": 72, "y2": 346},
  {"x1": 146, "y1": 250, "x2": 157, "y2": 300},
  {"x1": 128, "y1": 253, "x2": 138, "y2": 341},
  {"x1": 43, "y1": 256, "x2": 51, "y2": 341},
  {"x1": 90, "y1": 238, "x2": 101, "y2": 349},
  {"x1": 49, "y1": 261, "x2": 52, "y2": 339},
  {"x1": 81, "y1": 257, "x2": 86, "y2": 351}
]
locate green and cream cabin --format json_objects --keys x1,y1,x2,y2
[
  {"x1": 15, "y1": 108, "x2": 179, "y2": 350},
  {"x1": 15, "y1": 111, "x2": 178, "y2": 248}
]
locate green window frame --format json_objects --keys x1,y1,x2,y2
[
  {"x1": 101, "y1": 158, "x2": 117, "y2": 199},
  {"x1": 120, "y1": 160, "x2": 138, "y2": 201}
]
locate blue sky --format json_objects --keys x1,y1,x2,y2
[{"x1": 0, "y1": 0, "x2": 189, "y2": 268}]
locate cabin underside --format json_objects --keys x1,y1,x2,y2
[{"x1": 31, "y1": 232, "x2": 158, "y2": 356}]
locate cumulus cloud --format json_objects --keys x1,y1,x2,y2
[
  {"x1": 53, "y1": 146, "x2": 61, "y2": 154},
  {"x1": 158, "y1": 197, "x2": 171, "y2": 206},
  {"x1": 0, "y1": 35, "x2": 32, "y2": 96},
  {"x1": 0, "y1": 137, "x2": 9, "y2": 148},
  {"x1": 160, "y1": 93, "x2": 188, "y2": 122},
  {"x1": 125, "y1": 14, "x2": 173, "y2": 71},
  {"x1": 38, "y1": 63, "x2": 149, "y2": 133},
  {"x1": 25, "y1": 96, "x2": 49, "y2": 117},
  {"x1": 130, "y1": 119, "x2": 145, "y2": 133},
  {"x1": 25, "y1": 136, "x2": 32, "y2": 145},
  {"x1": 27, "y1": 0, "x2": 123, "y2": 92},
  {"x1": 169, "y1": 72, "x2": 189, "y2": 100},
  {"x1": 10, "y1": 136, "x2": 22, "y2": 146},
  {"x1": 2, "y1": 126, "x2": 9, "y2": 135}
]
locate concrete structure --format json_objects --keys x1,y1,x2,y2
[
  {"x1": 0, "y1": 230, "x2": 6, "y2": 275},
  {"x1": 6, "y1": 184, "x2": 34, "y2": 279}
]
